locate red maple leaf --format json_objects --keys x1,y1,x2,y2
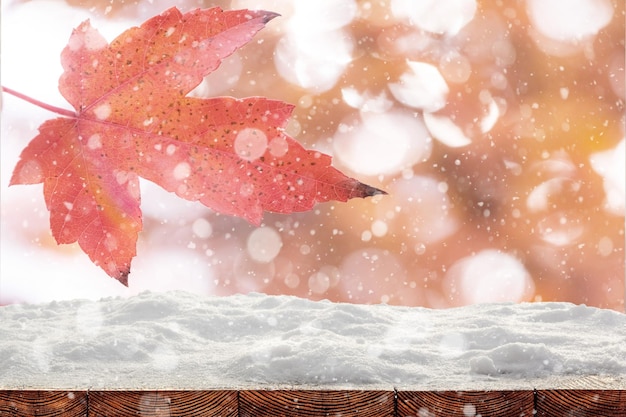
[{"x1": 4, "y1": 7, "x2": 385, "y2": 286}]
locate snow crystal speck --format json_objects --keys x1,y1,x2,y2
[
  {"x1": 104, "y1": 233, "x2": 118, "y2": 252},
  {"x1": 138, "y1": 393, "x2": 171, "y2": 415},
  {"x1": 87, "y1": 133, "x2": 102, "y2": 150},
  {"x1": 17, "y1": 160, "x2": 43, "y2": 183},
  {"x1": 93, "y1": 103, "x2": 112, "y2": 120},
  {"x1": 371, "y1": 220, "x2": 388, "y2": 237},
  {"x1": 308, "y1": 271, "x2": 331, "y2": 294},
  {"x1": 597, "y1": 236, "x2": 614, "y2": 257},
  {"x1": 83, "y1": 28, "x2": 108, "y2": 51},
  {"x1": 239, "y1": 183, "x2": 255, "y2": 197},
  {"x1": 173, "y1": 162, "x2": 191, "y2": 180},
  {"x1": 127, "y1": 176, "x2": 140, "y2": 200},
  {"x1": 462, "y1": 403, "x2": 477, "y2": 417},
  {"x1": 191, "y1": 218, "x2": 213, "y2": 239},
  {"x1": 268, "y1": 136, "x2": 289, "y2": 157},
  {"x1": 115, "y1": 170, "x2": 130, "y2": 185},
  {"x1": 234, "y1": 128, "x2": 268, "y2": 161},
  {"x1": 177, "y1": 183, "x2": 189, "y2": 196},
  {"x1": 165, "y1": 144, "x2": 177, "y2": 155},
  {"x1": 284, "y1": 273, "x2": 300, "y2": 288}
]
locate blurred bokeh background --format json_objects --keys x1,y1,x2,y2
[{"x1": 1, "y1": 0, "x2": 624, "y2": 310}]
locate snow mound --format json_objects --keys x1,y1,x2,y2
[{"x1": 1, "y1": 292, "x2": 624, "y2": 390}]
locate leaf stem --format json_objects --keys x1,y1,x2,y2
[{"x1": 2, "y1": 86, "x2": 76, "y2": 118}]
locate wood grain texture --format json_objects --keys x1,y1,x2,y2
[
  {"x1": 397, "y1": 390, "x2": 534, "y2": 417},
  {"x1": 0, "y1": 391, "x2": 87, "y2": 417},
  {"x1": 88, "y1": 391, "x2": 237, "y2": 417},
  {"x1": 535, "y1": 390, "x2": 626, "y2": 417},
  {"x1": 2, "y1": 389, "x2": 625, "y2": 416},
  {"x1": 239, "y1": 390, "x2": 394, "y2": 417}
]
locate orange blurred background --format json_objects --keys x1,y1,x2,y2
[{"x1": 1, "y1": 0, "x2": 624, "y2": 310}]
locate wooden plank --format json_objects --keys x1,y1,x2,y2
[
  {"x1": 397, "y1": 390, "x2": 534, "y2": 417},
  {"x1": 239, "y1": 390, "x2": 394, "y2": 417},
  {"x1": 535, "y1": 390, "x2": 626, "y2": 417},
  {"x1": 2, "y1": 389, "x2": 625, "y2": 416},
  {"x1": 88, "y1": 390, "x2": 237, "y2": 417},
  {"x1": 0, "y1": 391, "x2": 87, "y2": 417}
]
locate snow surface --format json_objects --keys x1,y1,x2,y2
[{"x1": 1, "y1": 291, "x2": 625, "y2": 390}]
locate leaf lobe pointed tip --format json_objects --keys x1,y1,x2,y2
[
  {"x1": 259, "y1": 10, "x2": 280, "y2": 23},
  {"x1": 118, "y1": 270, "x2": 130, "y2": 287},
  {"x1": 361, "y1": 183, "x2": 388, "y2": 197}
]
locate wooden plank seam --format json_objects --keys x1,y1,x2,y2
[{"x1": 1, "y1": 389, "x2": 625, "y2": 416}]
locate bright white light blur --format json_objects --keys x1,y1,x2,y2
[
  {"x1": 590, "y1": 138, "x2": 625, "y2": 216},
  {"x1": 341, "y1": 87, "x2": 394, "y2": 113},
  {"x1": 308, "y1": 271, "x2": 331, "y2": 294},
  {"x1": 333, "y1": 110, "x2": 432, "y2": 176},
  {"x1": 527, "y1": 0, "x2": 613, "y2": 42},
  {"x1": 391, "y1": 0, "x2": 476, "y2": 36},
  {"x1": 371, "y1": 219, "x2": 388, "y2": 237},
  {"x1": 287, "y1": 0, "x2": 357, "y2": 33},
  {"x1": 536, "y1": 213, "x2": 584, "y2": 246},
  {"x1": 234, "y1": 128, "x2": 268, "y2": 162},
  {"x1": 274, "y1": 0, "x2": 356, "y2": 93},
  {"x1": 444, "y1": 250, "x2": 535, "y2": 305},
  {"x1": 274, "y1": 31, "x2": 353, "y2": 93},
  {"x1": 1, "y1": 1, "x2": 87, "y2": 110},
  {"x1": 423, "y1": 112, "x2": 472, "y2": 148},
  {"x1": 191, "y1": 218, "x2": 213, "y2": 239},
  {"x1": 389, "y1": 61, "x2": 449, "y2": 112},
  {"x1": 526, "y1": 178, "x2": 573, "y2": 213},
  {"x1": 247, "y1": 226, "x2": 283, "y2": 263}
]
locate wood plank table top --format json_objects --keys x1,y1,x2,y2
[{"x1": 2, "y1": 385, "x2": 625, "y2": 416}]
